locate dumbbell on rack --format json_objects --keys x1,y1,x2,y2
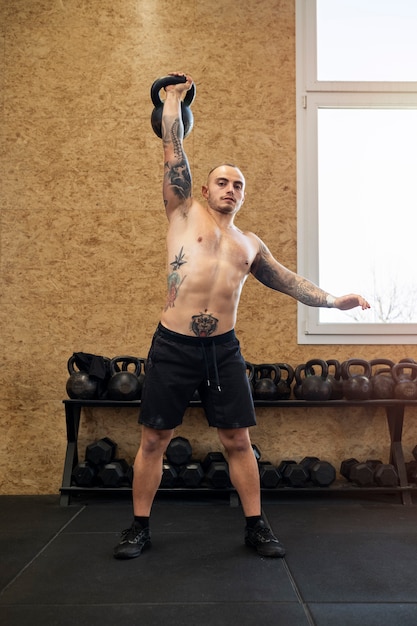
[
  {"x1": 85, "y1": 437, "x2": 117, "y2": 465},
  {"x1": 72, "y1": 437, "x2": 118, "y2": 487},
  {"x1": 340, "y1": 458, "x2": 399, "y2": 487},
  {"x1": 164, "y1": 436, "x2": 205, "y2": 488},
  {"x1": 279, "y1": 457, "x2": 336, "y2": 488},
  {"x1": 166, "y1": 436, "x2": 192, "y2": 466},
  {"x1": 99, "y1": 458, "x2": 132, "y2": 487},
  {"x1": 72, "y1": 437, "x2": 132, "y2": 488},
  {"x1": 71, "y1": 461, "x2": 97, "y2": 487},
  {"x1": 259, "y1": 462, "x2": 282, "y2": 488},
  {"x1": 202, "y1": 452, "x2": 231, "y2": 488}
]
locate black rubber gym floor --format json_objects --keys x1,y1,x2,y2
[{"x1": 1, "y1": 493, "x2": 417, "y2": 626}]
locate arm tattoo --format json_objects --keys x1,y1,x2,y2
[
  {"x1": 190, "y1": 312, "x2": 218, "y2": 337},
  {"x1": 171, "y1": 118, "x2": 183, "y2": 159},
  {"x1": 162, "y1": 116, "x2": 192, "y2": 201},
  {"x1": 254, "y1": 244, "x2": 327, "y2": 306},
  {"x1": 295, "y1": 280, "x2": 327, "y2": 307},
  {"x1": 164, "y1": 159, "x2": 191, "y2": 200},
  {"x1": 164, "y1": 247, "x2": 187, "y2": 311}
]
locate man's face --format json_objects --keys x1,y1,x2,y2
[{"x1": 202, "y1": 165, "x2": 246, "y2": 215}]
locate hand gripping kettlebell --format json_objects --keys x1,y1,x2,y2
[
  {"x1": 66, "y1": 355, "x2": 98, "y2": 400},
  {"x1": 150, "y1": 75, "x2": 196, "y2": 139},
  {"x1": 107, "y1": 356, "x2": 143, "y2": 401}
]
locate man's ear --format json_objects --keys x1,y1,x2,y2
[{"x1": 201, "y1": 185, "x2": 208, "y2": 199}]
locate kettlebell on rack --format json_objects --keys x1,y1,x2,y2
[
  {"x1": 301, "y1": 359, "x2": 333, "y2": 401},
  {"x1": 341, "y1": 358, "x2": 372, "y2": 400},
  {"x1": 150, "y1": 74, "x2": 196, "y2": 139},
  {"x1": 326, "y1": 359, "x2": 343, "y2": 400},
  {"x1": 293, "y1": 363, "x2": 312, "y2": 399},
  {"x1": 392, "y1": 362, "x2": 417, "y2": 400},
  {"x1": 253, "y1": 364, "x2": 281, "y2": 400},
  {"x1": 107, "y1": 356, "x2": 143, "y2": 401},
  {"x1": 66, "y1": 355, "x2": 98, "y2": 400},
  {"x1": 370, "y1": 358, "x2": 395, "y2": 399},
  {"x1": 274, "y1": 363, "x2": 295, "y2": 399}
]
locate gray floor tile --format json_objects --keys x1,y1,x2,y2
[
  {"x1": 309, "y1": 602, "x2": 417, "y2": 626},
  {"x1": 0, "y1": 602, "x2": 311, "y2": 626}
]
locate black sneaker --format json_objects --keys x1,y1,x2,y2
[
  {"x1": 113, "y1": 523, "x2": 151, "y2": 560},
  {"x1": 245, "y1": 519, "x2": 286, "y2": 558}
]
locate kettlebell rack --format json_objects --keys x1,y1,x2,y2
[{"x1": 60, "y1": 398, "x2": 417, "y2": 506}]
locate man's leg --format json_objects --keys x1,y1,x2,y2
[
  {"x1": 114, "y1": 425, "x2": 173, "y2": 559},
  {"x1": 132, "y1": 425, "x2": 174, "y2": 515},
  {"x1": 217, "y1": 427, "x2": 286, "y2": 558},
  {"x1": 217, "y1": 427, "x2": 261, "y2": 515}
]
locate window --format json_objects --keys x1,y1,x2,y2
[{"x1": 296, "y1": 0, "x2": 417, "y2": 344}]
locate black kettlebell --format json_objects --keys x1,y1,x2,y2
[
  {"x1": 341, "y1": 358, "x2": 372, "y2": 400},
  {"x1": 107, "y1": 356, "x2": 142, "y2": 401},
  {"x1": 253, "y1": 364, "x2": 280, "y2": 401},
  {"x1": 326, "y1": 359, "x2": 344, "y2": 400},
  {"x1": 66, "y1": 355, "x2": 98, "y2": 400},
  {"x1": 392, "y1": 362, "x2": 417, "y2": 399},
  {"x1": 293, "y1": 363, "x2": 315, "y2": 399},
  {"x1": 370, "y1": 358, "x2": 395, "y2": 399},
  {"x1": 274, "y1": 363, "x2": 295, "y2": 399},
  {"x1": 301, "y1": 359, "x2": 333, "y2": 401},
  {"x1": 150, "y1": 75, "x2": 196, "y2": 139}
]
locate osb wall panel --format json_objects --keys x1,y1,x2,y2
[{"x1": 1, "y1": 0, "x2": 416, "y2": 495}]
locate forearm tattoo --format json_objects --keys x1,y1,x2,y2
[
  {"x1": 164, "y1": 247, "x2": 187, "y2": 311},
  {"x1": 254, "y1": 246, "x2": 327, "y2": 306},
  {"x1": 162, "y1": 116, "x2": 191, "y2": 200},
  {"x1": 295, "y1": 280, "x2": 327, "y2": 307},
  {"x1": 170, "y1": 118, "x2": 183, "y2": 159},
  {"x1": 190, "y1": 312, "x2": 219, "y2": 337}
]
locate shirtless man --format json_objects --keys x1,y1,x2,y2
[{"x1": 114, "y1": 73, "x2": 370, "y2": 560}]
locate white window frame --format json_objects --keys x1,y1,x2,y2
[{"x1": 296, "y1": 0, "x2": 417, "y2": 344}]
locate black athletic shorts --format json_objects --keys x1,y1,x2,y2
[{"x1": 139, "y1": 323, "x2": 256, "y2": 430}]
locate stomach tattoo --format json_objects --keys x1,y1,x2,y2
[{"x1": 190, "y1": 312, "x2": 219, "y2": 337}]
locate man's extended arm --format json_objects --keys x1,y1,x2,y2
[
  {"x1": 161, "y1": 74, "x2": 193, "y2": 218},
  {"x1": 251, "y1": 239, "x2": 370, "y2": 311}
]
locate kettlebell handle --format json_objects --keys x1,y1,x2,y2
[
  {"x1": 67, "y1": 355, "x2": 78, "y2": 375},
  {"x1": 110, "y1": 356, "x2": 141, "y2": 377},
  {"x1": 392, "y1": 362, "x2": 417, "y2": 383},
  {"x1": 341, "y1": 358, "x2": 372, "y2": 380},
  {"x1": 305, "y1": 358, "x2": 329, "y2": 380},
  {"x1": 150, "y1": 75, "x2": 196, "y2": 108}
]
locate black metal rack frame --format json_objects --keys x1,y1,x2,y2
[{"x1": 60, "y1": 398, "x2": 417, "y2": 506}]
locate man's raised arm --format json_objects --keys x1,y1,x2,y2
[{"x1": 161, "y1": 73, "x2": 194, "y2": 218}]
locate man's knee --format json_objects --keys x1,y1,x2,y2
[
  {"x1": 140, "y1": 426, "x2": 173, "y2": 456},
  {"x1": 217, "y1": 427, "x2": 251, "y2": 454}
]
